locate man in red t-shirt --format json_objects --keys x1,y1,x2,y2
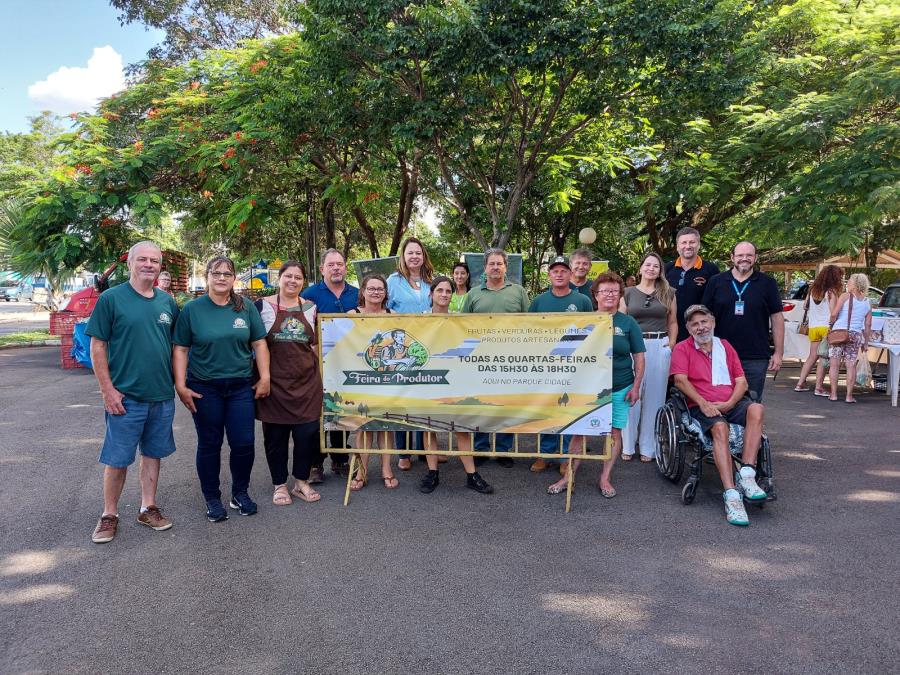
[{"x1": 669, "y1": 304, "x2": 768, "y2": 526}]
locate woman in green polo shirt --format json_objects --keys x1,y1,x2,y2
[
  {"x1": 547, "y1": 271, "x2": 645, "y2": 498},
  {"x1": 173, "y1": 256, "x2": 270, "y2": 523}
]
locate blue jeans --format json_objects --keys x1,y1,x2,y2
[
  {"x1": 740, "y1": 358, "x2": 769, "y2": 401},
  {"x1": 539, "y1": 434, "x2": 571, "y2": 459},
  {"x1": 396, "y1": 430, "x2": 424, "y2": 460},
  {"x1": 474, "y1": 432, "x2": 513, "y2": 453},
  {"x1": 188, "y1": 377, "x2": 255, "y2": 502}
]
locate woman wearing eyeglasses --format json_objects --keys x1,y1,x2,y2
[
  {"x1": 346, "y1": 274, "x2": 399, "y2": 490},
  {"x1": 173, "y1": 257, "x2": 270, "y2": 522},
  {"x1": 619, "y1": 252, "x2": 677, "y2": 461},
  {"x1": 547, "y1": 272, "x2": 645, "y2": 498}
]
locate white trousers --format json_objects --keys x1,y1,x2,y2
[{"x1": 623, "y1": 337, "x2": 671, "y2": 458}]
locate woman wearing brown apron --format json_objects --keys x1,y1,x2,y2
[{"x1": 254, "y1": 260, "x2": 324, "y2": 505}]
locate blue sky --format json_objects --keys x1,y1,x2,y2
[{"x1": 0, "y1": 0, "x2": 164, "y2": 133}]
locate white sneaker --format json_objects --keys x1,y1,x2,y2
[
  {"x1": 724, "y1": 489, "x2": 749, "y2": 526},
  {"x1": 736, "y1": 466, "x2": 767, "y2": 501}
]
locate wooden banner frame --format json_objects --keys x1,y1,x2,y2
[
  {"x1": 317, "y1": 312, "x2": 615, "y2": 512},
  {"x1": 319, "y1": 426, "x2": 613, "y2": 513}
]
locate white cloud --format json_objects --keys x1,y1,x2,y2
[{"x1": 27, "y1": 46, "x2": 126, "y2": 115}]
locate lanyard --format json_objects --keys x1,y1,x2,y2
[{"x1": 731, "y1": 279, "x2": 750, "y2": 301}]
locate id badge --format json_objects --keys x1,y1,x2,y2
[{"x1": 734, "y1": 300, "x2": 745, "y2": 316}]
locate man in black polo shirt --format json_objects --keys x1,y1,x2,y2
[
  {"x1": 702, "y1": 240, "x2": 784, "y2": 399},
  {"x1": 665, "y1": 227, "x2": 720, "y2": 341}
]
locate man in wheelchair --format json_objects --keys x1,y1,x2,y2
[{"x1": 669, "y1": 304, "x2": 768, "y2": 526}]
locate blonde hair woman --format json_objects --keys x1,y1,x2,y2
[
  {"x1": 828, "y1": 273, "x2": 873, "y2": 403},
  {"x1": 619, "y1": 252, "x2": 677, "y2": 460}
]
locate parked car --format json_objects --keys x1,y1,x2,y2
[
  {"x1": 878, "y1": 282, "x2": 900, "y2": 316},
  {"x1": 1, "y1": 280, "x2": 34, "y2": 302},
  {"x1": 782, "y1": 281, "x2": 883, "y2": 324}
]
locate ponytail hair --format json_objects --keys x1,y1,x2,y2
[{"x1": 205, "y1": 256, "x2": 244, "y2": 312}]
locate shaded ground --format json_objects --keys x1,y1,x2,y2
[{"x1": 1, "y1": 347, "x2": 898, "y2": 674}]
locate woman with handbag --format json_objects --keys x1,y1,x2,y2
[
  {"x1": 827, "y1": 273, "x2": 873, "y2": 403},
  {"x1": 794, "y1": 265, "x2": 843, "y2": 395}
]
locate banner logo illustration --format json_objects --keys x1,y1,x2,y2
[{"x1": 344, "y1": 328, "x2": 448, "y2": 385}]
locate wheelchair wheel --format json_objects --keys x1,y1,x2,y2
[
  {"x1": 655, "y1": 404, "x2": 683, "y2": 483},
  {"x1": 681, "y1": 479, "x2": 697, "y2": 505}
]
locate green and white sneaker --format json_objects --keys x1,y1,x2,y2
[
  {"x1": 724, "y1": 489, "x2": 749, "y2": 526},
  {"x1": 736, "y1": 466, "x2": 767, "y2": 501}
]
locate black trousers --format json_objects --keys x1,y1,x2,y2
[
  {"x1": 313, "y1": 430, "x2": 350, "y2": 468},
  {"x1": 263, "y1": 420, "x2": 319, "y2": 485}
]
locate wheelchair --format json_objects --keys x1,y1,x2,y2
[{"x1": 654, "y1": 388, "x2": 776, "y2": 506}]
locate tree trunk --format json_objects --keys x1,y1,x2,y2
[
  {"x1": 351, "y1": 207, "x2": 380, "y2": 257},
  {"x1": 322, "y1": 197, "x2": 336, "y2": 250}
]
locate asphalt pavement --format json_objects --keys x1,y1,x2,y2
[
  {"x1": 1, "y1": 347, "x2": 898, "y2": 674},
  {"x1": 0, "y1": 302, "x2": 50, "y2": 335}
]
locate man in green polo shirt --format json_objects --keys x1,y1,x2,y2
[
  {"x1": 462, "y1": 248, "x2": 529, "y2": 465},
  {"x1": 461, "y1": 248, "x2": 530, "y2": 314},
  {"x1": 86, "y1": 241, "x2": 179, "y2": 544},
  {"x1": 528, "y1": 255, "x2": 592, "y2": 471}
]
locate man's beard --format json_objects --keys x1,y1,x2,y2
[{"x1": 693, "y1": 333, "x2": 713, "y2": 344}]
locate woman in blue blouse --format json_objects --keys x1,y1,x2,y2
[
  {"x1": 386, "y1": 237, "x2": 434, "y2": 468},
  {"x1": 387, "y1": 237, "x2": 434, "y2": 314}
]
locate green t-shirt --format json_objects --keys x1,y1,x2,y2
[
  {"x1": 85, "y1": 283, "x2": 178, "y2": 402},
  {"x1": 528, "y1": 289, "x2": 593, "y2": 313},
  {"x1": 461, "y1": 282, "x2": 530, "y2": 313},
  {"x1": 448, "y1": 292, "x2": 467, "y2": 313},
  {"x1": 173, "y1": 295, "x2": 267, "y2": 380},
  {"x1": 612, "y1": 311, "x2": 646, "y2": 391}
]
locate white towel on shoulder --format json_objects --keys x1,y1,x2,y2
[
  {"x1": 710, "y1": 337, "x2": 731, "y2": 386},
  {"x1": 695, "y1": 336, "x2": 731, "y2": 386}
]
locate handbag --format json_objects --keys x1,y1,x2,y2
[
  {"x1": 817, "y1": 337, "x2": 830, "y2": 357},
  {"x1": 826, "y1": 295, "x2": 853, "y2": 346},
  {"x1": 798, "y1": 297, "x2": 810, "y2": 335}
]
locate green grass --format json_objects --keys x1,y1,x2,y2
[{"x1": 0, "y1": 329, "x2": 53, "y2": 347}]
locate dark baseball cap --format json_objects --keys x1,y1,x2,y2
[
  {"x1": 548, "y1": 255, "x2": 570, "y2": 270},
  {"x1": 684, "y1": 304, "x2": 713, "y2": 322}
]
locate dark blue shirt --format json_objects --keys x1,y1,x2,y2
[
  {"x1": 301, "y1": 280, "x2": 359, "y2": 314},
  {"x1": 665, "y1": 257, "x2": 720, "y2": 341}
]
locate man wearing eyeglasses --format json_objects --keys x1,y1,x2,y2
[
  {"x1": 665, "y1": 227, "x2": 720, "y2": 341},
  {"x1": 301, "y1": 248, "x2": 359, "y2": 478},
  {"x1": 702, "y1": 241, "x2": 784, "y2": 399}
]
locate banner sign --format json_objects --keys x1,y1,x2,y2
[{"x1": 319, "y1": 313, "x2": 612, "y2": 436}]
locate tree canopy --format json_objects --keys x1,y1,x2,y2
[{"x1": 2, "y1": 0, "x2": 897, "y2": 289}]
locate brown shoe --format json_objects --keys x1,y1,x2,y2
[
  {"x1": 137, "y1": 505, "x2": 172, "y2": 531},
  {"x1": 92, "y1": 514, "x2": 119, "y2": 543},
  {"x1": 530, "y1": 459, "x2": 548, "y2": 472},
  {"x1": 308, "y1": 467, "x2": 325, "y2": 484}
]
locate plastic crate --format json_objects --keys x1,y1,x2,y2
[
  {"x1": 50, "y1": 311, "x2": 91, "y2": 335},
  {"x1": 59, "y1": 345, "x2": 85, "y2": 369}
]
